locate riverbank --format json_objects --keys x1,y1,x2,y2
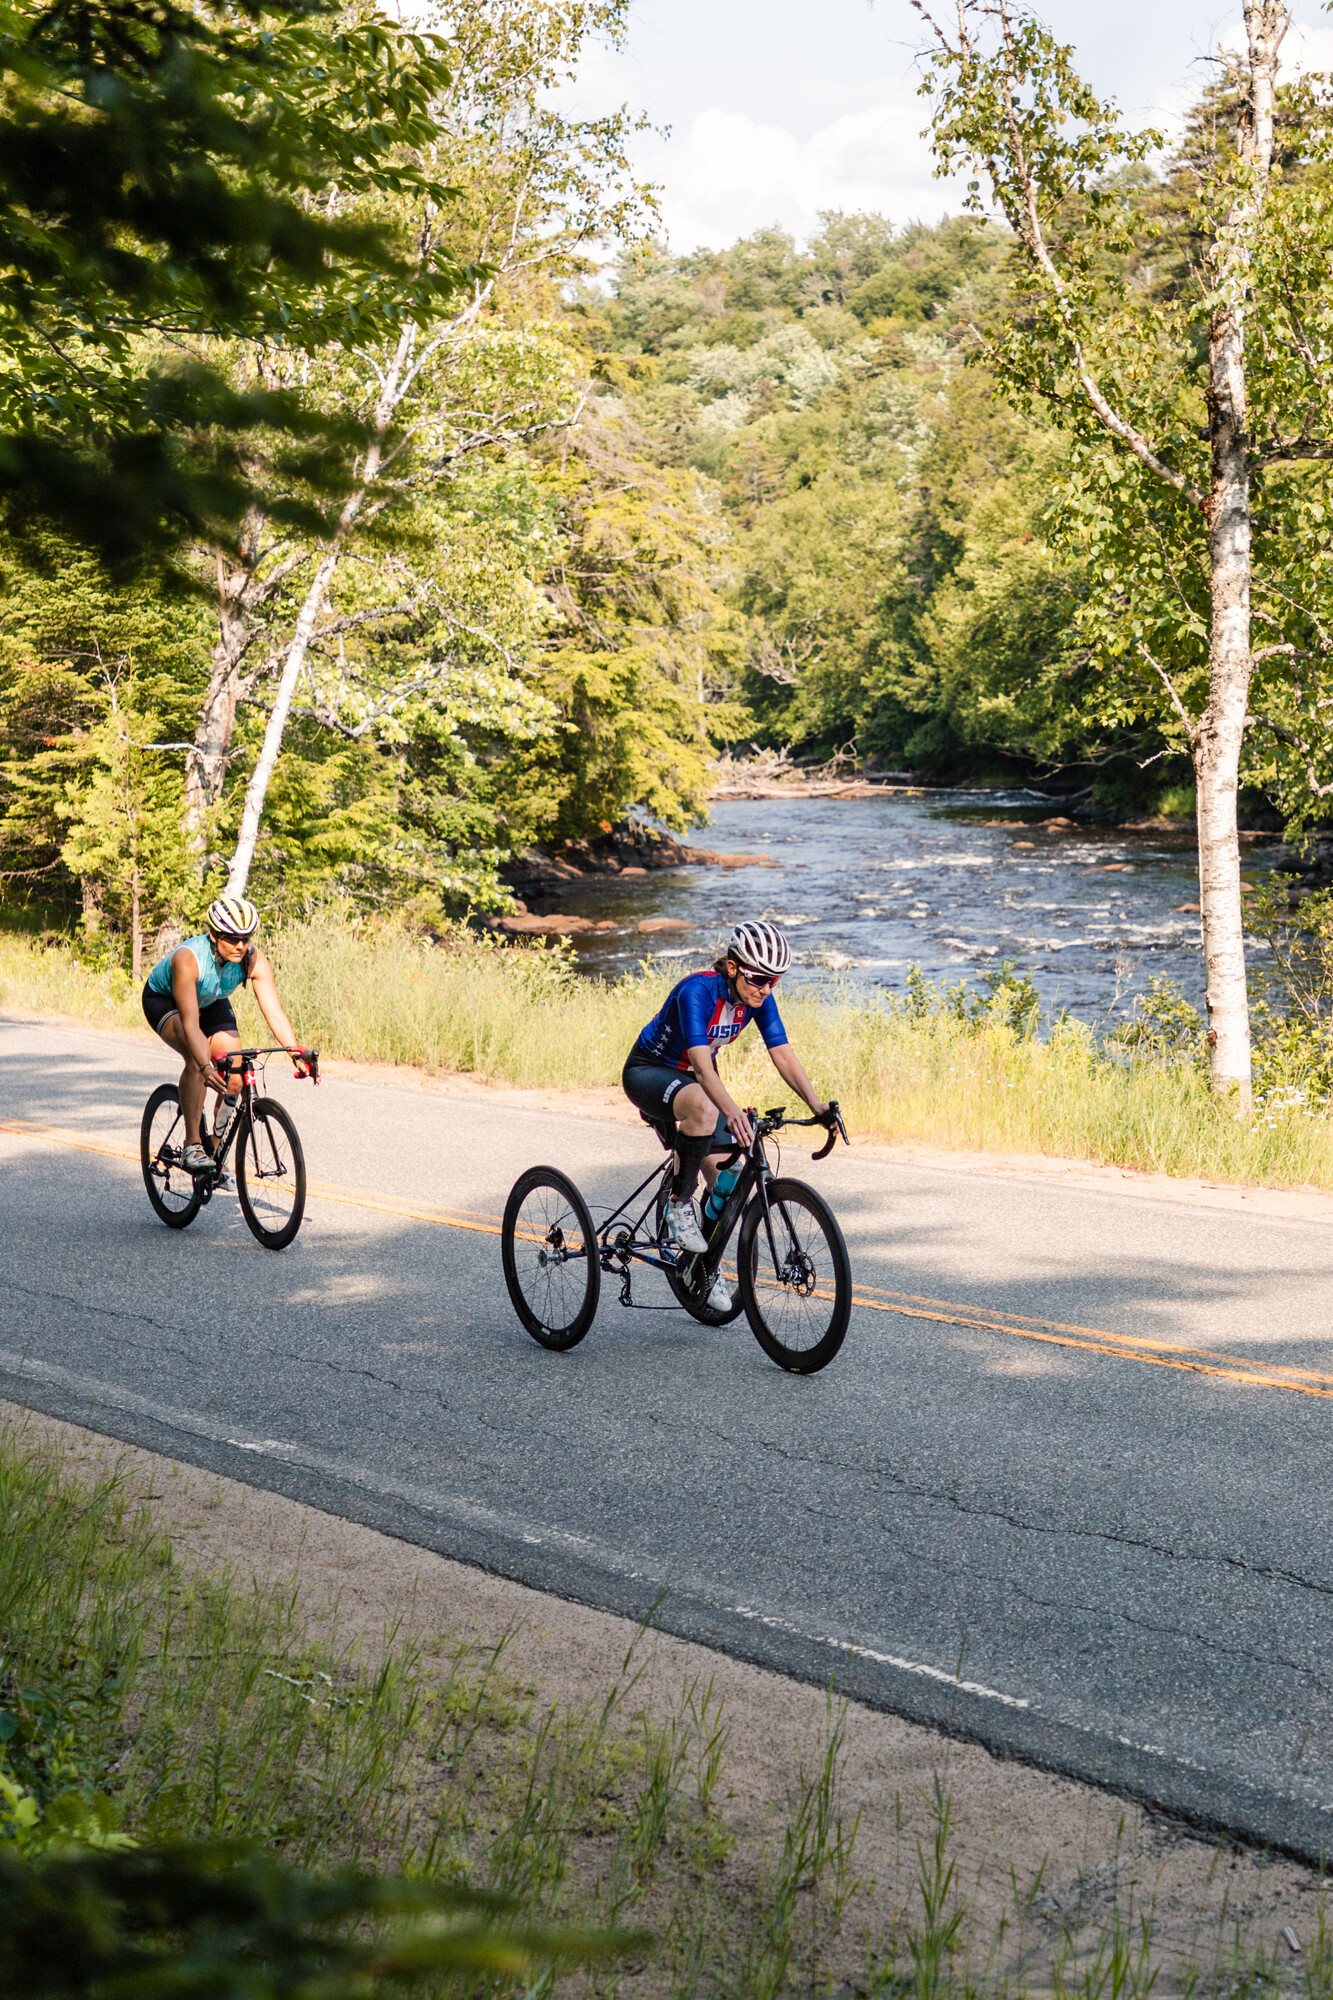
[
  {"x1": 5, "y1": 1403, "x2": 1324, "y2": 1995},
  {"x1": 3, "y1": 919, "x2": 1333, "y2": 1194}
]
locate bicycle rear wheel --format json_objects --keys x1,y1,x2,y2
[
  {"x1": 503, "y1": 1167, "x2": 600, "y2": 1351},
  {"x1": 141, "y1": 1084, "x2": 204, "y2": 1229},
  {"x1": 654, "y1": 1183, "x2": 743, "y2": 1325},
  {"x1": 236, "y1": 1098, "x2": 306, "y2": 1249},
  {"x1": 737, "y1": 1177, "x2": 851, "y2": 1374}
]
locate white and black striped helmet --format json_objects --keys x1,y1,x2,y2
[
  {"x1": 206, "y1": 895, "x2": 260, "y2": 940},
  {"x1": 726, "y1": 920, "x2": 791, "y2": 977}
]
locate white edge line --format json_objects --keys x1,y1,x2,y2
[{"x1": 729, "y1": 1602, "x2": 1030, "y2": 1708}]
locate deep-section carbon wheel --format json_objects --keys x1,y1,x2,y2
[
  {"x1": 141, "y1": 1084, "x2": 203, "y2": 1229},
  {"x1": 236, "y1": 1098, "x2": 306, "y2": 1250},
  {"x1": 737, "y1": 1177, "x2": 851, "y2": 1374},
  {"x1": 654, "y1": 1183, "x2": 743, "y2": 1326},
  {"x1": 503, "y1": 1167, "x2": 600, "y2": 1351}
]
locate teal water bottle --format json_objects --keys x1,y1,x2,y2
[{"x1": 704, "y1": 1163, "x2": 741, "y2": 1226}]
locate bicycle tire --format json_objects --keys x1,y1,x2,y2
[
  {"x1": 236, "y1": 1098, "x2": 306, "y2": 1250},
  {"x1": 654, "y1": 1183, "x2": 743, "y2": 1326},
  {"x1": 140, "y1": 1084, "x2": 204, "y2": 1230},
  {"x1": 737, "y1": 1177, "x2": 851, "y2": 1374},
  {"x1": 503, "y1": 1166, "x2": 600, "y2": 1351}
]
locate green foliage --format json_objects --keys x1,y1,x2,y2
[
  {"x1": 0, "y1": 1842, "x2": 632, "y2": 1994},
  {"x1": 0, "y1": 0, "x2": 464, "y2": 562},
  {"x1": 920, "y1": 0, "x2": 1333, "y2": 838},
  {"x1": 588, "y1": 211, "x2": 1166, "y2": 788},
  {"x1": 521, "y1": 407, "x2": 747, "y2": 838},
  {"x1": 0, "y1": 529, "x2": 207, "y2": 936}
]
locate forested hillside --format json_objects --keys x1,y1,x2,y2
[{"x1": 570, "y1": 214, "x2": 1200, "y2": 808}]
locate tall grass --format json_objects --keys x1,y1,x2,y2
[
  {"x1": 1, "y1": 1419, "x2": 1325, "y2": 1998},
  {"x1": 0, "y1": 1419, "x2": 934, "y2": 1995},
  {"x1": 5, "y1": 918, "x2": 1333, "y2": 1189}
]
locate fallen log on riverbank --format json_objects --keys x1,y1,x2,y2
[
  {"x1": 707, "y1": 778, "x2": 926, "y2": 800},
  {"x1": 502, "y1": 827, "x2": 775, "y2": 902}
]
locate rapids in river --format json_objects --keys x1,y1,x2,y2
[{"x1": 551, "y1": 791, "x2": 1279, "y2": 1024}]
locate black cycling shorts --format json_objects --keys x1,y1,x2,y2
[
  {"x1": 142, "y1": 985, "x2": 239, "y2": 1039},
  {"x1": 622, "y1": 1057, "x2": 731, "y2": 1150}
]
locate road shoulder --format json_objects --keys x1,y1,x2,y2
[{"x1": 9, "y1": 1396, "x2": 1323, "y2": 1988}]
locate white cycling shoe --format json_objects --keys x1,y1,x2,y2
[
  {"x1": 706, "y1": 1273, "x2": 734, "y2": 1314},
  {"x1": 182, "y1": 1143, "x2": 211, "y2": 1173},
  {"x1": 663, "y1": 1199, "x2": 708, "y2": 1256}
]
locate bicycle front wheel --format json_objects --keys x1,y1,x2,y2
[
  {"x1": 654, "y1": 1183, "x2": 743, "y2": 1325},
  {"x1": 737, "y1": 1178, "x2": 851, "y2": 1374},
  {"x1": 236, "y1": 1098, "x2": 306, "y2": 1249},
  {"x1": 141, "y1": 1084, "x2": 203, "y2": 1230},
  {"x1": 502, "y1": 1167, "x2": 600, "y2": 1351}
]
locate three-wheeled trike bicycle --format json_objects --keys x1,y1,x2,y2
[{"x1": 501, "y1": 1102, "x2": 852, "y2": 1374}]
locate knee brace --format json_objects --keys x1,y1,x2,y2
[{"x1": 670, "y1": 1130, "x2": 713, "y2": 1202}]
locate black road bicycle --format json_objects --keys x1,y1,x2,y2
[
  {"x1": 501, "y1": 1102, "x2": 852, "y2": 1374},
  {"x1": 140, "y1": 1046, "x2": 319, "y2": 1251}
]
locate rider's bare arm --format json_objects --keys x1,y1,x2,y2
[
  {"x1": 248, "y1": 945, "x2": 300, "y2": 1052},
  {"x1": 171, "y1": 948, "x2": 226, "y2": 1093},
  {"x1": 685, "y1": 1044, "x2": 754, "y2": 1146},
  {"x1": 767, "y1": 1042, "x2": 828, "y2": 1118}
]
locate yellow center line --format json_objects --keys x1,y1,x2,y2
[{"x1": 3, "y1": 1115, "x2": 1326, "y2": 1399}]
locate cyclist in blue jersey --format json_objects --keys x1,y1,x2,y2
[
  {"x1": 623, "y1": 920, "x2": 828, "y2": 1302},
  {"x1": 142, "y1": 896, "x2": 308, "y2": 1173}
]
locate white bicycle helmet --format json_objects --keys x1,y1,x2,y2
[
  {"x1": 726, "y1": 920, "x2": 792, "y2": 977},
  {"x1": 206, "y1": 895, "x2": 260, "y2": 940}
]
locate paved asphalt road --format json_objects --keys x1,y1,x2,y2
[{"x1": 4, "y1": 1015, "x2": 1333, "y2": 1858}]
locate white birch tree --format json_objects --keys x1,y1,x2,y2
[
  {"x1": 917, "y1": 0, "x2": 1333, "y2": 1107},
  {"x1": 178, "y1": 0, "x2": 652, "y2": 895}
]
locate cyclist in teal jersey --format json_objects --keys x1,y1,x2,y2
[
  {"x1": 142, "y1": 896, "x2": 309, "y2": 1171},
  {"x1": 624, "y1": 920, "x2": 828, "y2": 1300}
]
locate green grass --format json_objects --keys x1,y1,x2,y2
[
  {"x1": 0, "y1": 1417, "x2": 864, "y2": 1993},
  {"x1": 4, "y1": 916, "x2": 1333, "y2": 1190},
  {"x1": 0, "y1": 1417, "x2": 1327, "y2": 1997}
]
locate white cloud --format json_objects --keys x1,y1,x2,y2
[{"x1": 637, "y1": 93, "x2": 973, "y2": 254}]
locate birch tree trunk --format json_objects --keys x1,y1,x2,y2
[
  {"x1": 224, "y1": 327, "x2": 414, "y2": 896},
  {"x1": 224, "y1": 543, "x2": 342, "y2": 896},
  {"x1": 185, "y1": 569, "x2": 250, "y2": 836},
  {"x1": 186, "y1": 511, "x2": 269, "y2": 856},
  {"x1": 1194, "y1": 0, "x2": 1283, "y2": 1107},
  {"x1": 224, "y1": 448, "x2": 380, "y2": 895},
  {"x1": 1198, "y1": 304, "x2": 1254, "y2": 1101}
]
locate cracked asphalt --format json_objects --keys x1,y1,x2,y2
[{"x1": 4, "y1": 1015, "x2": 1333, "y2": 1857}]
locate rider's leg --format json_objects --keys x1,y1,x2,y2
[
  {"x1": 209, "y1": 1032, "x2": 242, "y2": 1087},
  {"x1": 668, "y1": 1081, "x2": 717, "y2": 1202},
  {"x1": 156, "y1": 1014, "x2": 207, "y2": 1139}
]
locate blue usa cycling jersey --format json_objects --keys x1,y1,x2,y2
[{"x1": 631, "y1": 969, "x2": 788, "y2": 1072}]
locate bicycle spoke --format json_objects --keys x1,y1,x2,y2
[
  {"x1": 501, "y1": 1168, "x2": 599, "y2": 1350},
  {"x1": 511, "y1": 1183, "x2": 590, "y2": 1333},
  {"x1": 143, "y1": 1091, "x2": 200, "y2": 1220},
  {"x1": 238, "y1": 1104, "x2": 302, "y2": 1242},
  {"x1": 748, "y1": 1196, "x2": 839, "y2": 1354}
]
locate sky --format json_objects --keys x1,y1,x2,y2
[{"x1": 564, "y1": 0, "x2": 1333, "y2": 253}]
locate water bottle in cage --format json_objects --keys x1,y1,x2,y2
[
  {"x1": 214, "y1": 1092, "x2": 241, "y2": 1148},
  {"x1": 703, "y1": 1162, "x2": 741, "y2": 1225}
]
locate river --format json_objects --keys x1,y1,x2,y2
[{"x1": 549, "y1": 790, "x2": 1279, "y2": 1024}]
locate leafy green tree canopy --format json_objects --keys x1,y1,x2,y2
[{"x1": 0, "y1": 0, "x2": 465, "y2": 562}]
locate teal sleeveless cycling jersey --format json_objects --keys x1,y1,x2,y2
[{"x1": 145, "y1": 934, "x2": 247, "y2": 1008}]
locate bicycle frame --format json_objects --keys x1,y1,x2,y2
[
  {"x1": 192, "y1": 1046, "x2": 319, "y2": 1187},
  {"x1": 595, "y1": 1103, "x2": 846, "y2": 1307}
]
